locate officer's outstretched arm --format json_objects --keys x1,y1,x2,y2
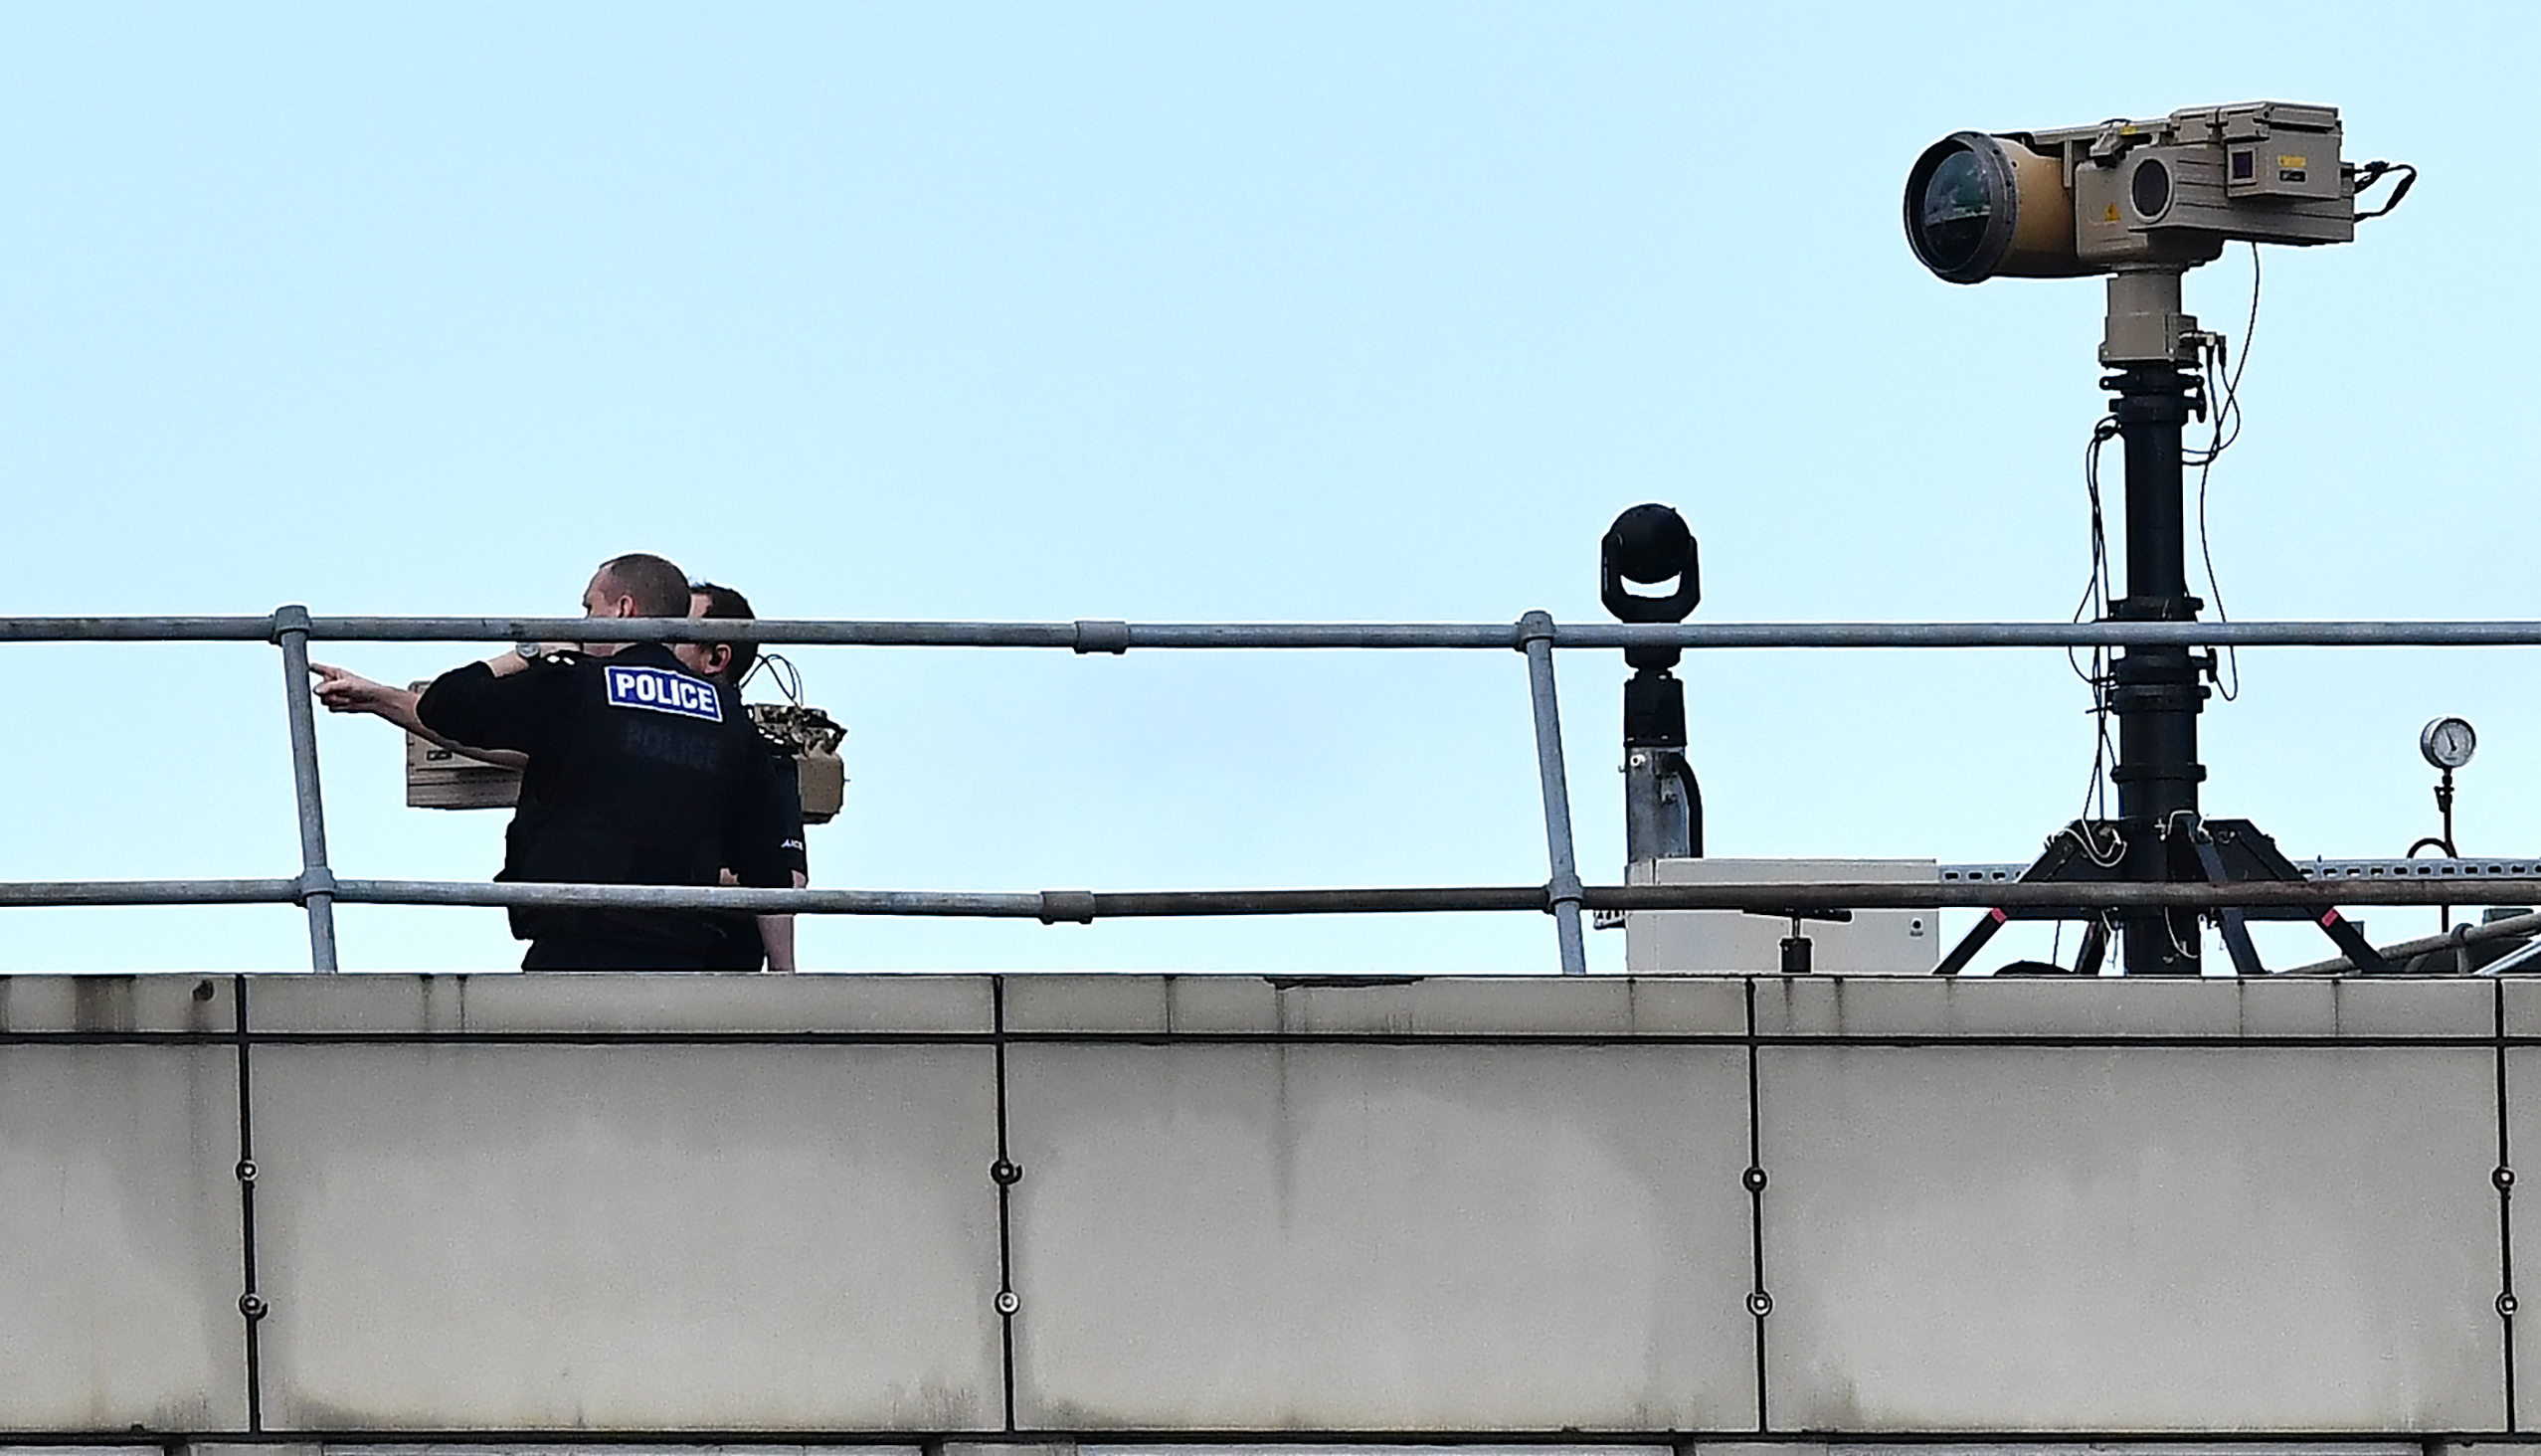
[{"x1": 309, "y1": 662, "x2": 529, "y2": 771}]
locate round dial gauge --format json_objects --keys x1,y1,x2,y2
[{"x1": 2421, "y1": 716, "x2": 2476, "y2": 770}]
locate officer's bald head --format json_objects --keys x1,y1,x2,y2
[{"x1": 587, "y1": 554, "x2": 690, "y2": 620}]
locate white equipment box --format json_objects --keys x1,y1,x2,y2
[{"x1": 1620, "y1": 857, "x2": 1938, "y2": 975}]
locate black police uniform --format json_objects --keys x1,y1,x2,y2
[
  {"x1": 417, "y1": 643, "x2": 795, "y2": 970},
  {"x1": 701, "y1": 737, "x2": 810, "y2": 971}
]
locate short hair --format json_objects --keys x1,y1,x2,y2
[
  {"x1": 689, "y1": 580, "x2": 759, "y2": 684},
  {"x1": 595, "y1": 553, "x2": 690, "y2": 619}
]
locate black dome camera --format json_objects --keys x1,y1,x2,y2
[{"x1": 1600, "y1": 503, "x2": 1700, "y2": 625}]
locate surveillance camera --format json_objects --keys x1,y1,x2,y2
[
  {"x1": 1599, "y1": 503, "x2": 1700, "y2": 626},
  {"x1": 1905, "y1": 101, "x2": 2357, "y2": 284}
]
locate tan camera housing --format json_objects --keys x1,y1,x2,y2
[{"x1": 1908, "y1": 101, "x2": 2356, "y2": 283}]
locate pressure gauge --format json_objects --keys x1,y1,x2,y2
[{"x1": 2421, "y1": 716, "x2": 2476, "y2": 771}]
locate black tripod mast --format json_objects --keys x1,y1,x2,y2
[
  {"x1": 1935, "y1": 269, "x2": 2392, "y2": 978},
  {"x1": 2104, "y1": 299, "x2": 2210, "y2": 973}
]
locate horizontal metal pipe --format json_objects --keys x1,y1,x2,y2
[
  {"x1": 8, "y1": 616, "x2": 2541, "y2": 650},
  {"x1": 295, "y1": 618, "x2": 1093, "y2": 646},
  {"x1": 0, "y1": 617, "x2": 281, "y2": 641},
  {"x1": 2282, "y1": 906, "x2": 2541, "y2": 977},
  {"x1": 329, "y1": 881, "x2": 1548, "y2": 917},
  {"x1": 1089, "y1": 887, "x2": 1547, "y2": 916},
  {"x1": 245, "y1": 616, "x2": 2541, "y2": 650},
  {"x1": 332, "y1": 881, "x2": 1053, "y2": 917},
  {"x1": 8, "y1": 877, "x2": 2540, "y2": 917},
  {"x1": 1557, "y1": 621, "x2": 2541, "y2": 649},
  {"x1": 290, "y1": 618, "x2": 1521, "y2": 648},
  {"x1": 1585, "y1": 880, "x2": 2541, "y2": 911},
  {"x1": 24, "y1": 866, "x2": 2512, "y2": 914},
  {"x1": 0, "y1": 879, "x2": 301, "y2": 907},
  {"x1": 1112, "y1": 623, "x2": 1520, "y2": 648}
]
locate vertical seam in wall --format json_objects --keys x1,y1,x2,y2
[
  {"x1": 233, "y1": 975, "x2": 265, "y2": 1433},
  {"x1": 993, "y1": 976, "x2": 1018, "y2": 1434},
  {"x1": 1745, "y1": 976, "x2": 1770, "y2": 1434},
  {"x1": 2499, "y1": 976, "x2": 2518, "y2": 1433}
]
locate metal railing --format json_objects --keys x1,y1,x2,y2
[{"x1": 8, "y1": 608, "x2": 2541, "y2": 975}]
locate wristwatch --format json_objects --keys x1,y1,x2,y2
[{"x1": 514, "y1": 642, "x2": 543, "y2": 661}]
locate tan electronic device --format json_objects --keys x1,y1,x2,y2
[
  {"x1": 747, "y1": 702, "x2": 848, "y2": 824},
  {"x1": 1906, "y1": 101, "x2": 2376, "y2": 284},
  {"x1": 402, "y1": 680, "x2": 524, "y2": 810}
]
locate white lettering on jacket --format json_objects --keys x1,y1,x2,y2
[{"x1": 604, "y1": 664, "x2": 723, "y2": 723}]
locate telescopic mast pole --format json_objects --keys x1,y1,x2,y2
[{"x1": 2102, "y1": 268, "x2": 2208, "y2": 974}]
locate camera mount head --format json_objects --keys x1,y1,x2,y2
[
  {"x1": 1601, "y1": 504, "x2": 1700, "y2": 621},
  {"x1": 1601, "y1": 503, "x2": 1701, "y2": 675}
]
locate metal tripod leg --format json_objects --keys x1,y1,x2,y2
[
  {"x1": 2316, "y1": 907, "x2": 2397, "y2": 976},
  {"x1": 2188, "y1": 830, "x2": 2267, "y2": 977},
  {"x1": 1936, "y1": 907, "x2": 2007, "y2": 977},
  {"x1": 2073, "y1": 917, "x2": 2111, "y2": 978},
  {"x1": 2214, "y1": 907, "x2": 2264, "y2": 976}
]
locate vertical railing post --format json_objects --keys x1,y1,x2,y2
[
  {"x1": 1519, "y1": 611, "x2": 1588, "y2": 975},
  {"x1": 269, "y1": 605, "x2": 340, "y2": 972}
]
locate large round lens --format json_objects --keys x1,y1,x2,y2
[
  {"x1": 1605, "y1": 502, "x2": 1694, "y2": 585},
  {"x1": 1904, "y1": 132, "x2": 2018, "y2": 283},
  {"x1": 1905, "y1": 130, "x2": 2086, "y2": 281},
  {"x1": 1916, "y1": 149, "x2": 1994, "y2": 273},
  {"x1": 2129, "y1": 156, "x2": 2173, "y2": 220}
]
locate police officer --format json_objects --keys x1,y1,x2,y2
[
  {"x1": 682, "y1": 580, "x2": 809, "y2": 973},
  {"x1": 415, "y1": 552, "x2": 796, "y2": 970}
]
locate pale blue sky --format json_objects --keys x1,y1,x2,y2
[{"x1": 3, "y1": 3, "x2": 2532, "y2": 972}]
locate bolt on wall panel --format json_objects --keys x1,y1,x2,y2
[
  {"x1": 1004, "y1": 1043, "x2": 1757, "y2": 1432},
  {"x1": 248, "y1": 1043, "x2": 1004, "y2": 1432},
  {"x1": 0, "y1": 1045, "x2": 248, "y2": 1431},
  {"x1": 1757, "y1": 1044, "x2": 2503, "y2": 1433}
]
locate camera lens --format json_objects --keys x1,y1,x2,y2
[
  {"x1": 1904, "y1": 133, "x2": 2022, "y2": 283},
  {"x1": 1905, "y1": 130, "x2": 2087, "y2": 282},
  {"x1": 1915, "y1": 148, "x2": 1994, "y2": 274},
  {"x1": 2130, "y1": 157, "x2": 2173, "y2": 220},
  {"x1": 1605, "y1": 503, "x2": 1694, "y2": 585}
]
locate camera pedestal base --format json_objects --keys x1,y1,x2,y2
[
  {"x1": 1935, "y1": 815, "x2": 2395, "y2": 977},
  {"x1": 1940, "y1": 305, "x2": 2389, "y2": 976}
]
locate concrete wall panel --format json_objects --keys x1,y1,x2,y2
[
  {"x1": 1004, "y1": 1043, "x2": 1756, "y2": 1432},
  {"x1": 1758, "y1": 1044, "x2": 2502, "y2": 1432},
  {"x1": 249, "y1": 1043, "x2": 1004, "y2": 1432},
  {"x1": 0, "y1": 1045, "x2": 246, "y2": 1430}
]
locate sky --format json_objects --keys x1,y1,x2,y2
[{"x1": 2, "y1": 2, "x2": 2534, "y2": 975}]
